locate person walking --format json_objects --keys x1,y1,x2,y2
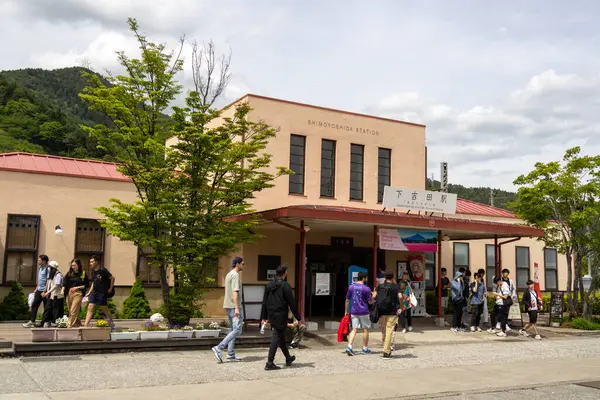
[
  {"x1": 490, "y1": 276, "x2": 511, "y2": 337},
  {"x1": 450, "y1": 271, "x2": 465, "y2": 333},
  {"x1": 498, "y1": 269, "x2": 517, "y2": 331},
  {"x1": 40, "y1": 262, "x2": 63, "y2": 327},
  {"x1": 398, "y1": 279, "x2": 412, "y2": 334},
  {"x1": 62, "y1": 258, "x2": 88, "y2": 328},
  {"x1": 84, "y1": 255, "x2": 115, "y2": 327},
  {"x1": 520, "y1": 280, "x2": 543, "y2": 340},
  {"x1": 469, "y1": 273, "x2": 485, "y2": 332},
  {"x1": 477, "y1": 269, "x2": 489, "y2": 327},
  {"x1": 373, "y1": 271, "x2": 402, "y2": 358},
  {"x1": 436, "y1": 268, "x2": 451, "y2": 326},
  {"x1": 401, "y1": 272, "x2": 414, "y2": 332},
  {"x1": 344, "y1": 272, "x2": 373, "y2": 356},
  {"x1": 22, "y1": 255, "x2": 50, "y2": 328},
  {"x1": 261, "y1": 265, "x2": 301, "y2": 370},
  {"x1": 212, "y1": 257, "x2": 245, "y2": 363}
]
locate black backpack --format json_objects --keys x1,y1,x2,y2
[{"x1": 377, "y1": 283, "x2": 397, "y2": 315}]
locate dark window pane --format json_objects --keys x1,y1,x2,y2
[
  {"x1": 545, "y1": 270, "x2": 558, "y2": 290},
  {"x1": 350, "y1": 180, "x2": 363, "y2": 191},
  {"x1": 486, "y1": 267, "x2": 495, "y2": 288},
  {"x1": 350, "y1": 171, "x2": 363, "y2": 182},
  {"x1": 351, "y1": 144, "x2": 364, "y2": 155},
  {"x1": 289, "y1": 135, "x2": 306, "y2": 194},
  {"x1": 320, "y1": 140, "x2": 336, "y2": 197},
  {"x1": 290, "y1": 154, "x2": 304, "y2": 166},
  {"x1": 454, "y1": 243, "x2": 469, "y2": 266},
  {"x1": 378, "y1": 157, "x2": 390, "y2": 168},
  {"x1": 322, "y1": 140, "x2": 334, "y2": 151},
  {"x1": 378, "y1": 148, "x2": 391, "y2": 159},
  {"x1": 290, "y1": 173, "x2": 304, "y2": 184},
  {"x1": 7, "y1": 215, "x2": 39, "y2": 250},
  {"x1": 517, "y1": 270, "x2": 529, "y2": 289},
  {"x1": 291, "y1": 135, "x2": 305, "y2": 146},
  {"x1": 486, "y1": 244, "x2": 496, "y2": 267},
  {"x1": 516, "y1": 247, "x2": 529, "y2": 268},
  {"x1": 351, "y1": 153, "x2": 363, "y2": 164},
  {"x1": 289, "y1": 182, "x2": 304, "y2": 194},
  {"x1": 544, "y1": 248, "x2": 557, "y2": 269},
  {"x1": 350, "y1": 189, "x2": 363, "y2": 200},
  {"x1": 290, "y1": 145, "x2": 305, "y2": 156}
]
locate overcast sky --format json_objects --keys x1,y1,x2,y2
[{"x1": 2, "y1": 0, "x2": 599, "y2": 191}]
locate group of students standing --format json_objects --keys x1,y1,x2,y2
[
  {"x1": 446, "y1": 267, "x2": 542, "y2": 339},
  {"x1": 21, "y1": 254, "x2": 115, "y2": 329}
]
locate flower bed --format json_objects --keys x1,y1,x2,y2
[
  {"x1": 168, "y1": 325, "x2": 194, "y2": 339},
  {"x1": 193, "y1": 322, "x2": 221, "y2": 338},
  {"x1": 110, "y1": 328, "x2": 139, "y2": 341}
]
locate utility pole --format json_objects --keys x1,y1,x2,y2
[{"x1": 490, "y1": 188, "x2": 495, "y2": 207}]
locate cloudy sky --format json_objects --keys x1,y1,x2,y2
[{"x1": 1, "y1": 0, "x2": 599, "y2": 191}]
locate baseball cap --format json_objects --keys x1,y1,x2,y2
[{"x1": 231, "y1": 257, "x2": 243, "y2": 267}]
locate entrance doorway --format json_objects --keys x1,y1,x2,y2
[{"x1": 296, "y1": 243, "x2": 385, "y2": 319}]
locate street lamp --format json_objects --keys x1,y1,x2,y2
[
  {"x1": 54, "y1": 225, "x2": 63, "y2": 236},
  {"x1": 583, "y1": 274, "x2": 593, "y2": 291}
]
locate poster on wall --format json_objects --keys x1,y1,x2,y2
[
  {"x1": 315, "y1": 273, "x2": 330, "y2": 296},
  {"x1": 407, "y1": 256, "x2": 425, "y2": 282},
  {"x1": 379, "y1": 229, "x2": 438, "y2": 252},
  {"x1": 397, "y1": 261, "x2": 407, "y2": 279}
]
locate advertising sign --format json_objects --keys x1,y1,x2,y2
[{"x1": 379, "y1": 229, "x2": 438, "y2": 252}]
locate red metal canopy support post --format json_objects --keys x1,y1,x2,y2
[
  {"x1": 373, "y1": 225, "x2": 378, "y2": 289},
  {"x1": 298, "y1": 220, "x2": 307, "y2": 320},
  {"x1": 437, "y1": 230, "x2": 443, "y2": 320},
  {"x1": 494, "y1": 235, "x2": 500, "y2": 278}
]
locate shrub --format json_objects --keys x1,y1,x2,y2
[
  {"x1": 0, "y1": 281, "x2": 29, "y2": 320},
  {"x1": 121, "y1": 279, "x2": 151, "y2": 319},
  {"x1": 570, "y1": 317, "x2": 600, "y2": 330}
]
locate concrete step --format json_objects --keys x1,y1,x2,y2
[
  {"x1": 0, "y1": 340, "x2": 12, "y2": 349},
  {"x1": 0, "y1": 348, "x2": 15, "y2": 358}
]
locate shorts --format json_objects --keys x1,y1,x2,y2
[
  {"x1": 528, "y1": 310, "x2": 538, "y2": 324},
  {"x1": 351, "y1": 314, "x2": 371, "y2": 329},
  {"x1": 89, "y1": 292, "x2": 107, "y2": 306}
]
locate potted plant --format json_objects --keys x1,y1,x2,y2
[
  {"x1": 55, "y1": 316, "x2": 81, "y2": 342},
  {"x1": 81, "y1": 319, "x2": 111, "y2": 341},
  {"x1": 31, "y1": 326, "x2": 56, "y2": 342},
  {"x1": 193, "y1": 322, "x2": 221, "y2": 338},
  {"x1": 550, "y1": 317, "x2": 562, "y2": 327},
  {"x1": 110, "y1": 327, "x2": 139, "y2": 341},
  {"x1": 168, "y1": 325, "x2": 194, "y2": 339},
  {"x1": 139, "y1": 321, "x2": 169, "y2": 340}
]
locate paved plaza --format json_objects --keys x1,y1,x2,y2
[{"x1": 1, "y1": 334, "x2": 600, "y2": 399}]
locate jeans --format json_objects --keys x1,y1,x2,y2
[
  {"x1": 491, "y1": 305, "x2": 508, "y2": 332},
  {"x1": 399, "y1": 309, "x2": 409, "y2": 329},
  {"x1": 470, "y1": 303, "x2": 483, "y2": 328},
  {"x1": 30, "y1": 291, "x2": 46, "y2": 323},
  {"x1": 380, "y1": 315, "x2": 398, "y2": 354},
  {"x1": 452, "y1": 299, "x2": 464, "y2": 329},
  {"x1": 217, "y1": 308, "x2": 243, "y2": 356},
  {"x1": 268, "y1": 327, "x2": 292, "y2": 364}
]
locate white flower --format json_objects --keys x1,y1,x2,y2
[
  {"x1": 209, "y1": 322, "x2": 220, "y2": 330},
  {"x1": 150, "y1": 313, "x2": 165, "y2": 323}
]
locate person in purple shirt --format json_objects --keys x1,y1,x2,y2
[{"x1": 344, "y1": 272, "x2": 373, "y2": 356}]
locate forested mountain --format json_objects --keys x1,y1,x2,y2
[
  {"x1": 0, "y1": 67, "x2": 110, "y2": 158},
  {"x1": 427, "y1": 178, "x2": 517, "y2": 210}
]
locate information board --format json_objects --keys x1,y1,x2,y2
[
  {"x1": 550, "y1": 291, "x2": 564, "y2": 320},
  {"x1": 315, "y1": 273, "x2": 331, "y2": 296},
  {"x1": 410, "y1": 281, "x2": 427, "y2": 317}
]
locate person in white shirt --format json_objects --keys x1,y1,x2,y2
[
  {"x1": 497, "y1": 269, "x2": 517, "y2": 331},
  {"x1": 520, "y1": 280, "x2": 543, "y2": 340},
  {"x1": 489, "y1": 276, "x2": 511, "y2": 337}
]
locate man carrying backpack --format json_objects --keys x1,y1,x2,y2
[
  {"x1": 260, "y1": 265, "x2": 301, "y2": 371},
  {"x1": 373, "y1": 271, "x2": 403, "y2": 359}
]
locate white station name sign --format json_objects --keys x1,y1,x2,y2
[{"x1": 382, "y1": 186, "x2": 457, "y2": 214}]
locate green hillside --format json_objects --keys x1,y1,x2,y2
[
  {"x1": 0, "y1": 67, "x2": 110, "y2": 158},
  {"x1": 427, "y1": 178, "x2": 516, "y2": 210}
]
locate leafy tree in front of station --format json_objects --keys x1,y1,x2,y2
[
  {"x1": 80, "y1": 18, "x2": 289, "y2": 325},
  {"x1": 511, "y1": 147, "x2": 600, "y2": 317}
]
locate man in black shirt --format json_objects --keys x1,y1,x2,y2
[
  {"x1": 84, "y1": 255, "x2": 115, "y2": 327},
  {"x1": 261, "y1": 265, "x2": 301, "y2": 371}
]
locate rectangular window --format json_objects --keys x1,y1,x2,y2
[
  {"x1": 289, "y1": 135, "x2": 306, "y2": 194},
  {"x1": 544, "y1": 248, "x2": 558, "y2": 291},
  {"x1": 257, "y1": 255, "x2": 282, "y2": 281},
  {"x1": 75, "y1": 218, "x2": 105, "y2": 276},
  {"x1": 136, "y1": 246, "x2": 161, "y2": 285},
  {"x1": 516, "y1": 246, "x2": 530, "y2": 289},
  {"x1": 3, "y1": 214, "x2": 40, "y2": 284},
  {"x1": 424, "y1": 252, "x2": 436, "y2": 290},
  {"x1": 453, "y1": 242, "x2": 469, "y2": 276},
  {"x1": 350, "y1": 144, "x2": 364, "y2": 200},
  {"x1": 377, "y1": 148, "x2": 391, "y2": 203},
  {"x1": 485, "y1": 244, "x2": 496, "y2": 288},
  {"x1": 320, "y1": 139, "x2": 336, "y2": 197}
]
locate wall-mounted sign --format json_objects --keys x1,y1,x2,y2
[
  {"x1": 315, "y1": 273, "x2": 331, "y2": 296},
  {"x1": 379, "y1": 229, "x2": 438, "y2": 252},
  {"x1": 382, "y1": 186, "x2": 457, "y2": 214}
]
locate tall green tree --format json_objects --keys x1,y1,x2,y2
[
  {"x1": 511, "y1": 147, "x2": 600, "y2": 316},
  {"x1": 80, "y1": 18, "x2": 288, "y2": 324}
]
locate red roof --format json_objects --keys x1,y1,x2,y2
[
  {"x1": 0, "y1": 152, "x2": 515, "y2": 219},
  {"x1": 0, "y1": 152, "x2": 130, "y2": 182}
]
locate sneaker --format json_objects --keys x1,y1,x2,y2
[
  {"x1": 401, "y1": 329, "x2": 407, "y2": 334},
  {"x1": 285, "y1": 355, "x2": 296, "y2": 366},
  {"x1": 496, "y1": 323, "x2": 501, "y2": 330},
  {"x1": 22, "y1": 321, "x2": 34, "y2": 328},
  {"x1": 470, "y1": 326, "x2": 475, "y2": 332},
  {"x1": 390, "y1": 345, "x2": 395, "y2": 351},
  {"x1": 211, "y1": 346, "x2": 223, "y2": 363},
  {"x1": 408, "y1": 326, "x2": 413, "y2": 332},
  {"x1": 361, "y1": 348, "x2": 372, "y2": 354},
  {"x1": 226, "y1": 355, "x2": 242, "y2": 362},
  {"x1": 476, "y1": 327, "x2": 483, "y2": 332},
  {"x1": 264, "y1": 363, "x2": 281, "y2": 371},
  {"x1": 519, "y1": 329, "x2": 530, "y2": 337},
  {"x1": 43, "y1": 322, "x2": 50, "y2": 328},
  {"x1": 382, "y1": 353, "x2": 393, "y2": 359},
  {"x1": 497, "y1": 332, "x2": 507, "y2": 337},
  {"x1": 345, "y1": 346, "x2": 355, "y2": 356},
  {"x1": 289, "y1": 342, "x2": 298, "y2": 349},
  {"x1": 534, "y1": 335, "x2": 542, "y2": 340},
  {"x1": 451, "y1": 328, "x2": 458, "y2": 334},
  {"x1": 487, "y1": 328, "x2": 497, "y2": 334},
  {"x1": 506, "y1": 325, "x2": 512, "y2": 332}
]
